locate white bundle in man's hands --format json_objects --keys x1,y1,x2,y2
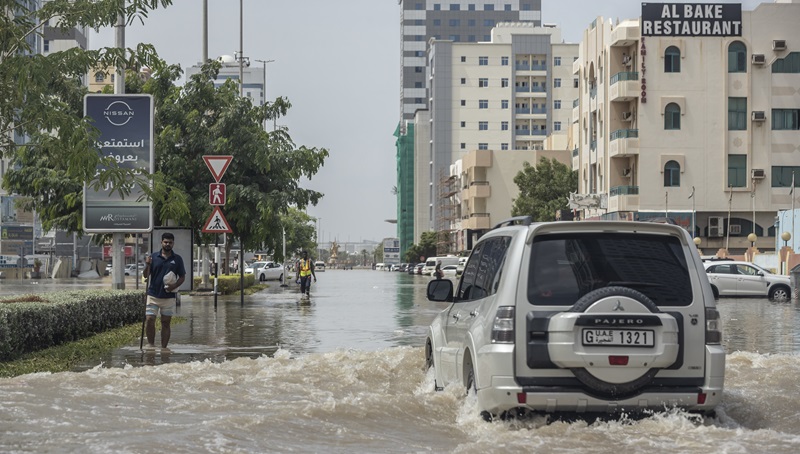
[{"x1": 163, "y1": 271, "x2": 178, "y2": 289}]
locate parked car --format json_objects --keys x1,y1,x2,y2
[
  {"x1": 124, "y1": 263, "x2": 144, "y2": 276},
  {"x1": 244, "y1": 261, "x2": 267, "y2": 275},
  {"x1": 456, "y1": 257, "x2": 467, "y2": 276},
  {"x1": 315, "y1": 261, "x2": 325, "y2": 272},
  {"x1": 424, "y1": 218, "x2": 724, "y2": 420},
  {"x1": 415, "y1": 263, "x2": 424, "y2": 275},
  {"x1": 704, "y1": 260, "x2": 791, "y2": 301},
  {"x1": 439, "y1": 264, "x2": 459, "y2": 278},
  {"x1": 255, "y1": 262, "x2": 284, "y2": 282}
]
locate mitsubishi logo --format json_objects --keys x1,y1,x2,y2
[{"x1": 612, "y1": 300, "x2": 625, "y2": 311}]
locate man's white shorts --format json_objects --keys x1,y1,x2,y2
[{"x1": 146, "y1": 295, "x2": 175, "y2": 317}]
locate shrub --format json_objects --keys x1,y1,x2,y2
[{"x1": 193, "y1": 273, "x2": 256, "y2": 294}]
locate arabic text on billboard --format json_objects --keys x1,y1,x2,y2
[{"x1": 641, "y1": 3, "x2": 742, "y2": 37}]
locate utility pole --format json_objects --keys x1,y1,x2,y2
[
  {"x1": 239, "y1": 0, "x2": 244, "y2": 97},
  {"x1": 112, "y1": 11, "x2": 126, "y2": 290},
  {"x1": 202, "y1": 0, "x2": 208, "y2": 63}
]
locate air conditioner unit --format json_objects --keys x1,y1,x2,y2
[
  {"x1": 622, "y1": 168, "x2": 631, "y2": 177},
  {"x1": 729, "y1": 224, "x2": 742, "y2": 235},
  {"x1": 751, "y1": 54, "x2": 766, "y2": 64},
  {"x1": 752, "y1": 168, "x2": 766, "y2": 179},
  {"x1": 752, "y1": 111, "x2": 766, "y2": 121},
  {"x1": 773, "y1": 40, "x2": 787, "y2": 51},
  {"x1": 708, "y1": 216, "x2": 724, "y2": 238},
  {"x1": 621, "y1": 111, "x2": 632, "y2": 121}
]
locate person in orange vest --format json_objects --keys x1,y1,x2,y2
[{"x1": 296, "y1": 251, "x2": 317, "y2": 296}]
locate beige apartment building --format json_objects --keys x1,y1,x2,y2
[
  {"x1": 571, "y1": 1, "x2": 800, "y2": 254},
  {"x1": 422, "y1": 23, "x2": 578, "y2": 252}
]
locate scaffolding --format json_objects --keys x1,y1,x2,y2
[{"x1": 436, "y1": 169, "x2": 459, "y2": 255}]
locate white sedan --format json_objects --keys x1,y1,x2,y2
[
  {"x1": 704, "y1": 260, "x2": 791, "y2": 301},
  {"x1": 255, "y1": 262, "x2": 284, "y2": 282},
  {"x1": 440, "y1": 265, "x2": 459, "y2": 278}
]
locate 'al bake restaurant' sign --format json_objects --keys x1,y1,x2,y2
[{"x1": 641, "y1": 3, "x2": 742, "y2": 37}]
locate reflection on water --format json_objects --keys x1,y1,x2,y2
[{"x1": 716, "y1": 298, "x2": 800, "y2": 354}]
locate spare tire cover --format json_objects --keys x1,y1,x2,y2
[{"x1": 569, "y1": 286, "x2": 661, "y2": 398}]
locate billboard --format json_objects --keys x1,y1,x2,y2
[
  {"x1": 642, "y1": 3, "x2": 742, "y2": 37},
  {"x1": 83, "y1": 94, "x2": 154, "y2": 232}
]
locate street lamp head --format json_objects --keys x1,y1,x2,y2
[
  {"x1": 781, "y1": 231, "x2": 791, "y2": 244},
  {"x1": 693, "y1": 237, "x2": 702, "y2": 246}
]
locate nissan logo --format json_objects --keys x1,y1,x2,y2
[{"x1": 103, "y1": 101, "x2": 134, "y2": 126}]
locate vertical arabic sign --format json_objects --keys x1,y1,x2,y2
[{"x1": 83, "y1": 94, "x2": 153, "y2": 232}]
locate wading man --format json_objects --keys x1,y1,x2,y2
[{"x1": 143, "y1": 232, "x2": 186, "y2": 351}]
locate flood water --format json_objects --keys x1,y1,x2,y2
[{"x1": 2, "y1": 270, "x2": 800, "y2": 453}]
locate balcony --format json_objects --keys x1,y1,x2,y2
[
  {"x1": 515, "y1": 86, "x2": 530, "y2": 93},
  {"x1": 609, "y1": 71, "x2": 639, "y2": 102},
  {"x1": 463, "y1": 181, "x2": 490, "y2": 200},
  {"x1": 608, "y1": 128, "x2": 639, "y2": 157},
  {"x1": 461, "y1": 213, "x2": 491, "y2": 230},
  {"x1": 608, "y1": 185, "x2": 640, "y2": 212},
  {"x1": 610, "y1": 21, "x2": 640, "y2": 47}
]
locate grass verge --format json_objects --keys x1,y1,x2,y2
[{"x1": 0, "y1": 317, "x2": 185, "y2": 378}]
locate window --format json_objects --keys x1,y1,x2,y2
[
  {"x1": 773, "y1": 109, "x2": 800, "y2": 130},
  {"x1": 573, "y1": 78, "x2": 579, "y2": 88},
  {"x1": 772, "y1": 52, "x2": 800, "y2": 73},
  {"x1": 414, "y1": 82, "x2": 423, "y2": 88},
  {"x1": 728, "y1": 41, "x2": 747, "y2": 73},
  {"x1": 460, "y1": 77, "x2": 466, "y2": 85},
  {"x1": 461, "y1": 56, "x2": 466, "y2": 62},
  {"x1": 501, "y1": 143, "x2": 509, "y2": 150},
  {"x1": 501, "y1": 100, "x2": 509, "y2": 109},
  {"x1": 728, "y1": 154, "x2": 747, "y2": 188},
  {"x1": 554, "y1": 78, "x2": 561, "y2": 88},
  {"x1": 461, "y1": 99, "x2": 466, "y2": 106},
  {"x1": 728, "y1": 97, "x2": 747, "y2": 130},
  {"x1": 468, "y1": 4, "x2": 475, "y2": 11},
  {"x1": 664, "y1": 160, "x2": 681, "y2": 186},
  {"x1": 461, "y1": 143, "x2": 466, "y2": 149},
  {"x1": 415, "y1": 97, "x2": 423, "y2": 103},
  {"x1": 772, "y1": 166, "x2": 800, "y2": 187},
  {"x1": 479, "y1": 78, "x2": 489, "y2": 87},
  {"x1": 665, "y1": 46, "x2": 681, "y2": 72},
  {"x1": 449, "y1": 3, "x2": 460, "y2": 10},
  {"x1": 479, "y1": 56, "x2": 488, "y2": 66},
  {"x1": 665, "y1": 103, "x2": 681, "y2": 130},
  {"x1": 522, "y1": 3, "x2": 532, "y2": 10},
  {"x1": 479, "y1": 99, "x2": 488, "y2": 109},
  {"x1": 484, "y1": 19, "x2": 494, "y2": 27},
  {"x1": 479, "y1": 121, "x2": 488, "y2": 130},
  {"x1": 415, "y1": 3, "x2": 423, "y2": 10},
  {"x1": 44, "y1": 40, "x2": 49, "y2": 52},
  {"x1": 478, "y1": 143, "x2": 489, "y2": 150},
  {"x1": 501, "y1": 121, "x2": 508, "y2": 131},
  {"x1": 468, "y1": 19, "x2": 476, "y2": 26},
  {"x1": 433, "y1": 19, "x2": 441, "y2": 26},
  {"x1": 554, "y1": 121, "x2": 562, "y2": 131},
  {"x1": 449, "y1": 35, "x2": 460, "y2": 42},
  {"x1": 554, "y1": 100, "x2": 561, "y2": 109},
  {"x1": 415, "y1": 66, "x2": 423, "y2": 73},
  {"x1": 415, "y1": 35, "x2": 423, "y2": 41},
  {"x1": 501, "y1": 78, "x2": 508, "y2": 87},
  {"x1": 468, "y1": 35, "x2": 476, "y2": 42},
  {"x1": 449, "y1": 19, "x2": 460, "y2": 26},
  {"x1": 484, "y1": 35, "x2": 491, "y2": 41},
  {"x1": 554, "y1": 56, "x2": 562, "y2": 66},
  {"x1": 433, "y1": 3, "x2": 441, "y2": 10},
  {"x1": 460, "y1": 121, "x2": 466, "y2": 128},
  {"x1": 502, "y1": 56, "x2": 509, "y2": 66},
  {"x1": 484, "y1": 4, "x2": 494, "y2": 11},
  {"x1": 504, "y1": 4, "x2": 512, "y2": 11},
  {"x1": 94, "y1": 72, "x2": 105, "y2": 83}
]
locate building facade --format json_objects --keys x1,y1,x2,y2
[
  {"x1": 426, "y1": 24, "x2": 578, "y2": 249},
  {"x1": 571, "y1": 1, "x2": 800, "y2": 254},
  {"x1": 185, "y1": 55, "x2": 266, "y2": 107}
]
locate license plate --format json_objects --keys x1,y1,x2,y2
[{"x1": 582, "y1": 329, "x2": 654, "y2": 347}]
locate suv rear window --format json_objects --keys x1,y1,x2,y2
[{"x1": 527, "y1": 232, "x2": 692, "y2": 307}]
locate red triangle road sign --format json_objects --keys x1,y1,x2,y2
[
  {"x1": 203, "y1": 155, "x2": 233, "y2": 182},
  {"x1": 202, "y1": 206, "x2": 233, "y2": 233}
]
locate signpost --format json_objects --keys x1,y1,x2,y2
[{"x1": 202, "y1": 155, "x2": 233, "y2": 309}]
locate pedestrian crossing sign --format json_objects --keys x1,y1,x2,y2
[{"x1": 202, "y1": 206, "x2": 233, "y2": 233}]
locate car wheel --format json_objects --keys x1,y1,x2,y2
[
  {"x1": 259, "y1": 274, "x2": 265, "y2": 282},
  {"x1": 568, "y1": 286, "x2": 664, "y2": 398},
  {"x1": 769, "y1": 285, "x2": 790, "y2": 302},
  {"x1": 710, "y1": 285, "x2": 719, "y2": 300},
  {"x1": 278, "y1": 273, "x2": 283, "y2": 282},
  {"x1": 464, "y1": 356, "x2": 476, "y2": 396}
]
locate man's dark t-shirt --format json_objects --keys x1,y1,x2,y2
[{"x1": 147, "y1": 251, "x2": 186, "y2": 298}]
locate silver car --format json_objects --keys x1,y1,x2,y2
[
  {"x1": 425, "y1": 218, "x2": 724, "y2": 420},
  {"x1": 704, "y1": 260, "x2": 791, "y2": 301}
]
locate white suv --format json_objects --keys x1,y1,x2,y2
[{"x1": 425, "y1": 218, "x2": 725, "y2": 420}]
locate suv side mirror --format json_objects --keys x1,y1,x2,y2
[{"x1": 427, "y1": 279, "x2": 454, "y2": 302}]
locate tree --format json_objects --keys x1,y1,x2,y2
[
  {"x1": 1, "y1": 0, "x2": 173, "y2": 233},
  {"x1": 511, "y1": 157, "x2": 578, "y2": 222},
  {"x1": 279, "y1": 208, "x2": 316, "y2": 260},
  {"x1": 404, "y1": 231, "x2": 438, "y2": 262}
]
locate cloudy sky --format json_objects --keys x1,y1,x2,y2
[{"x1": 90, "y1": 0, "x2": 762, "y2": 245}]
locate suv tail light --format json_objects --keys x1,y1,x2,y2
[
  {"x1": 705, "y1": 308, "x2": 722, "y2": 344},
  {"x1": 491, "y1": 306, "x2": 515, "y2": 343}
]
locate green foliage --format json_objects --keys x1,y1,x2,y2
[
  {"x1": 404, "y1": 231, "x2": 439, "y2": 262},
  {"x1": 0, "y1": 0, "x2": 173, "y2": 233},
  {"x1": 0, "y1": 290, "x2": 146, "y2": 361},
  {"x1": 511, "y1": 157, "x2": 578, "y2": 222},
  {"x1": 281, "y1": 208, "x2": 317, "y2": 260},
  {"x1": 192, "y1": 273, "x2": 256, "y2": 294}
]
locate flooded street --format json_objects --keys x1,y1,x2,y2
[{"x1": 2, "y1": 270, "x2": 800, "y2": 452}]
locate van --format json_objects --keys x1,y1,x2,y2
[{"x1": 422, "y1": 256, "x2": 460, "y2": 276}]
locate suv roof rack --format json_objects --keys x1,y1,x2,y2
[{"x1": 493, "y1": 216, "x2": 532, "y2": 229}]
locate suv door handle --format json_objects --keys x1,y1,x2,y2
[{"x1": 452, "y1": 313, "x2": 460, "y2": 320}]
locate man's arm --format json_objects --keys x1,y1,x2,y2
[
  {"x1": 143, "y1": 253, "x2": 151, "y2": 279},
  {"x1": 311, "y1": 262, "x2": 317, "y2": 280}
]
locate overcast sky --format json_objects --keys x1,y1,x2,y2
[{"x1": 90, "y1": 0, "x2": 762, "y2": 245}]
